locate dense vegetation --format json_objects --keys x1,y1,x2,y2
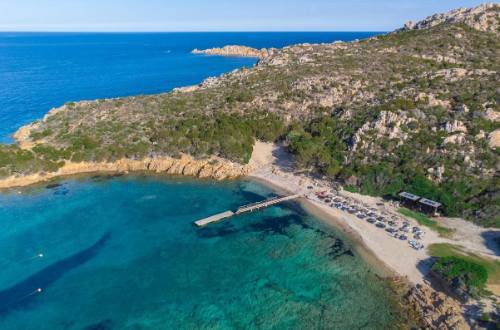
[
  {"x1": 429, "y1": 243, "x2": 500, "y2": 301},
  {"x1": 1, "y1": 5, "x2": 499, "y2": 227},
  {"x1": 0, "y1": 144, "x2": 65, "y2": 177},
  {"x1": 432, "y1": 256, "x2": 488, "y2": 300},
  {"x1": 429, "y1": 244, "x2": 500, "y2": 282}
]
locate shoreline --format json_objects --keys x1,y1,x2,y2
[
  {"x1": 0, "y1": 158, "x2": 425, "y2": 282},
  {"x1": 0, "y1": 162, "x2": 428, "y2": 283},
  {"x1": 249, "y1": 175, "x2": 398, "y2": 280},
  {"x1": 0, "y1": 155, "x2": 249, "y2": 190}
]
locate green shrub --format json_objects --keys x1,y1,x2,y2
[{"x1": 432, "y1": 256, "x2": 488, "y2": 298}]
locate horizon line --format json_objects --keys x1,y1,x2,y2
[{"x1": 0, "y1": 30, "x2": 388, "y2": 34}]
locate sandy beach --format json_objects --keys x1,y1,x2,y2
[{"x1": 248, "y1": 141, "x2": 500, "y2": 286}]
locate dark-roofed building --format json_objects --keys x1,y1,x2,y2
[
  {"x1": 398, "y1": 192, "x2": 421, "y2": 208},
  {"x1": 419, "y1": 198, "x2": 442, "y2": 216}
]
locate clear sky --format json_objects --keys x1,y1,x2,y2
[{"x1": 0, "y1": 0, "x2": 489, "y2": 32}]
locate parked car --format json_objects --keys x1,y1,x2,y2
[{"x1": 409, "y1": 240, "x2": 424, "y2": 250}]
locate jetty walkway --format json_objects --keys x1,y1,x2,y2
[{"x1": 194, "y1": 194, "x2": 301, "y2": 227}]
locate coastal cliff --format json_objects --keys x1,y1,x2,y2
[
  {"x1": 0, "y1": 154, "x2": 249, "y2": 189},
  {"x1": 192, "y1": 45, "x2": 269, "y2": 58}
]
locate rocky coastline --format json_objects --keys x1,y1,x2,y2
[
  {"x1": 405, "y1": 284, "x2": 469, "y2": 329},
  {"x1": 0, "y1": 155, "x2": 249, "y2": 189}
]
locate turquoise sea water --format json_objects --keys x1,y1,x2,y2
[{"x1": 0, "y1": 176, "x2": 402, "y2": 329}]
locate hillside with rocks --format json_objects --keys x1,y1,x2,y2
[{"x1": 1, "y1": 3, "x2": 499, "y2": 227}]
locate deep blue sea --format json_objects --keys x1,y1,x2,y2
[
  {"x1": 0, "y1": 32, "x2": 379, "y2": 142},
  {"x1": 0, "y1": 32, "x2": 402, "y2": 329}
]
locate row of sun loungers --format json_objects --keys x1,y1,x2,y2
[{"x1": 312, "y1": 191, "x2": 425, "y2": 251}]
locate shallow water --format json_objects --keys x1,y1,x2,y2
[{"x1": 0, "y1": 176, "x2": 402, "y2": 329}]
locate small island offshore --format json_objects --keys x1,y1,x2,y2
[
  {"x1": 0, "y1": 3, "x2": 499, "y2": 328},
  {"x1": 191, "y1": 45, "x2": 269, "y2": 58}
]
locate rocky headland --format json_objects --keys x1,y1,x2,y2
[{"x1": 402, "y1": 3, "x2": 499, "y2": 35}]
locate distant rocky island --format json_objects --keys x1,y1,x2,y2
[{"x1": 191, "y1": 45, "x2": 269, "y2": 58}]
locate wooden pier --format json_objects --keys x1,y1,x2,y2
[
  {"x1": 194, "y1": 194, "x2": 301, "y2": 227},
  {"x1": 194, "y1": 211, "x2": 235, "y2": 227},
  {"x1": 235, "y1": 194, "x2": 301, "y2": 214}
]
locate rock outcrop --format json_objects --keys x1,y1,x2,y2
[
  {"x1": 406, "y1": 284, "x2": 469, "y2": 330},
  {"x1": 402, "y1": 3, "x2": 500, "y2": 35},
  {"x1": 489, "y1": 129, "x2": 500, "y2": 149},
  {"x1": 350, "y1": 111, "x2": 417, "y2": 152},
  {"x1": 192, "y1": 45, "x2": 269, "y2": 58},
  {"x1": 0, "y1": 155, "x2": 250, "y2": 189},
  {"x1": 442, "y1": 120, "x2": 468, "y2": 134}
]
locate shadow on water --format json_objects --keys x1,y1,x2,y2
[
  {"x1": 45, "y1": 183, "x2": 63, "y2": 190},
  {"x1": 328, "y1": 239, "x2": 354, "y2": 260},
  {"x1": 197, "y1": 203, "x2": 313, "y2": 238},
  {"x1": 196, "y1": 201, "x2": 324, "y2": 239},
  {"x1": 195, "y1": 208, "x2": 311, "y2": 239},
  {"x1": 82, "y1": 319, "x2": 114, "y2": 330},
  {"x1": 90, "y1": 173, "x2": 124, "y2": 182},
  {"x1": 0, "y1": 232, "x2": 112, "y2": 316},
  {"x1": 196, "y1": 222, "x2": 239, "y2": 239},
  {"x1": 45, "y1": 182, "x2": 70, "y2": 196},
  {"x1": 245, "y1": 212, "x2": 313, "y2": 236}
]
